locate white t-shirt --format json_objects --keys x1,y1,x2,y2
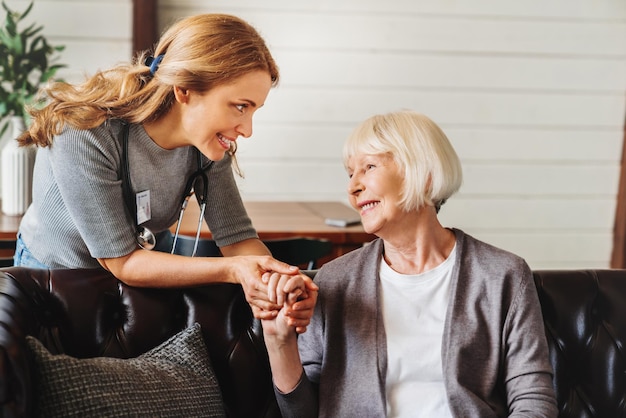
[{"x1": 380, "y1": 245, "x2": 457, "y2": 418}]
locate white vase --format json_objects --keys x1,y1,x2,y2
[{"x1": 1, "y1": 117, "x2": 36, "y2": 216}]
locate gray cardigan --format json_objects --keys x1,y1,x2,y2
[{"x1": 276, "y1": 229, "x2": 557, "y2": 417}]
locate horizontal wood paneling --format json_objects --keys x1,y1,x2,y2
[
  {"x1": 438, "y1": 197, "x2": 616, "y2": 230},
  {"x1": 461, "y1": 231, "x2": 613, "y2": 269},
  {"x1": 461, "y1": 164, "x2": 620, "y2": 196},
  {"x1": 163, "y1": 0, "x2": 626, "y2": 20},
  {"x1": 274, "y1": 50, "x2": 626, "y2": 92},
  {"x1": 1, "y1": 0, "x2": 133, "y2": 82},
  {"x1": 2, "y1": 0, "x2": 623, "y2": 269},
  {"x1": 161, "y1": 9, "x2": 626, "y2": 56},
  {"x1": 236, "y1": 124, "x2": 622, "y2": 162},
  {"x1": 233, "y1": 161, "x2": 620, "y2": 198},
  {"x1": 444, "y1": 128, "x2": 623, "y2": 162},
  {"x1": 50, "y1": 40, "x2": 133, "y2": 81},
  {"x1": 256, "y1": 88, "x2": 625, "y2": 129},
  {"x1": 4, "y1": 0, "x2": 132, "y2": 39},
  {"x1": 157, "y1": 0, "x2": 625, "y2": 269}
]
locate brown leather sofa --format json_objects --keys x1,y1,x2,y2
[
  {"x1": 0, "y1": 267, "x2": 625, "y2": 417},
  {"x1": 0, "y1": 267, "x2": 286, "y2": 418}
]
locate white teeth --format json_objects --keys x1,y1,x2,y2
[
  {"x1": 361, "y1": 202, "x2": 378, "y2": 210},
  {"x1": 218, "y1": 134, "x2": 233, "y2": 146}
]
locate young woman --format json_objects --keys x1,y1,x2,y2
[
  {"x1": 14, "y1": 13, "x2": 315, "y2": 324},
  {"x1": 262, "y1": 110, "x2": 557, "y2": 417}
]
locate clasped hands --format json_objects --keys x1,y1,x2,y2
[{"x1": 251, "y1": 270, "x2": 318, "y2": 335}]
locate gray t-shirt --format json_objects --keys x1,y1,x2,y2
[{"x1": 18, "y1": 119, "x2": 257, "y2": 268}]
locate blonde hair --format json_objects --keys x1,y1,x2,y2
[
  {"x1": 20, "y1": 13, "x2": 280, "y2": 148},
  {"x1": 343, "y1": 110, "x2": 462, "y2": 212}
]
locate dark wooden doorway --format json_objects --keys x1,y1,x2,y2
[
  {"x1": 132, "y1": 0, "x2": 158, "y2": 56},
  {"x1": 611, "y1": 116, "x2": 626, "y2": 268}
]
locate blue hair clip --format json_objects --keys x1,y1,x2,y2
[{"x1": 145, "y1": 54, "x2": 164, "y2": 76}]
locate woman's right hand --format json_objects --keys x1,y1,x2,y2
[
  {"x1": 260, "y1": 272, "x2": 309, "y2": 339},
  {"x1": 100, "y1": 247, "x2": 311, "y2": 324},
  {"x1": 229, "y1": 254, "x2": 300, "y2": 313}
]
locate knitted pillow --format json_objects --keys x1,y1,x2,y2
[{"x1": 26, "y1": 323, "x2": 226, "y2": 418}]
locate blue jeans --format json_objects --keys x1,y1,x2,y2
[{"x1": 13, "y1": 234, "x2": 49, "y2": 268}]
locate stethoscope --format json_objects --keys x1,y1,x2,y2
[{"x1": 120, "y1": 122, "x2": 212, "y2": 256}]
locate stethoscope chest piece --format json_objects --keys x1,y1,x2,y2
[
  {"x1": 136, "y1": 225, "x2": 156, "y2": 250},
  {"x1": 120, "y1": 122, "x2": 211, "y2": 255}
]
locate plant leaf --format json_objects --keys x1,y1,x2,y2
[{"x1": 0, "y1": 1, "x2": 65, "y2": 118}]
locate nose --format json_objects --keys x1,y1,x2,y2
[
  {"x1": 235, "y1": 116, "x2": 253, "y2": 138},
  {"x1": 348, "y1": 173, "x2": 363, "y2": 196}
]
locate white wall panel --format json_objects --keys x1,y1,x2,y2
[
  {"x1": 16, "y1": 0, "x2": 132, "y2": 39},
  {"x1": 1, "y1": 0, "x2": 623, "y2": 269},
  {"x1": 234, "y1": 161, "x2": 347, "y2": 200},
  {"x1": 165, "y1": 0, "x2": 625, "y2": 20},
  {"x1": 462, "y1": 231, "x2": 613, "y2": 268},
  {"x1": 445, "y1": 129, "x2": 622, "y2": 162},
  {"x1": 235, "y1": 124, "x2": 622, "y2": 162},
  {"x1": 234, "y1": 160, "x2": 620, "y2": 201},
  {"x1": 160, "y1": 8, "x2": 626, "y2": 56},
  {"x1": 159, "y1": 0, "x2": 624, "y2": 269},
  {"x1": 257, "y1": 88, "x2": 625, "y2": 127},
  {"x1": 51, "y1": 40, "x2": 133, "y2": 82},
  {"x1": 461, "y1": 163, "x2": 620, "y2": 196},
  {"x1": 1, "y1": 0, "x2": 133, "y2": 80},
  {"x1": 275, "y1": 50, "x2": 626, "y2": 92},
  {"x1": 438, "y1": 197, "x2": 616, "y2": 229}
]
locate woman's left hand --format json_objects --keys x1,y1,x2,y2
[
  {"x1": 262, "y1": 271, "x2": 318, "y2": 333},
  {"x1": 258, "y1": 271, "x2": 318, "y2": 334}
]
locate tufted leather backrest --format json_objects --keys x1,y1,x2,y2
[
  {"x1": 534, "y1": 269, "x2": 626, "y2": 417},
  {"x1": 2, "y1": 267, "x2": 626, "y2": 417},
  {"x1": 0, "y1": 267, "x2": 283, "y2": 418}
]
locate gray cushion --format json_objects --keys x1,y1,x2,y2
[{"x1": 26, "y1": 323, "x2": 226, "y2": 417}]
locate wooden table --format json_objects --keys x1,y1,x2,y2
[
  {"x1": 0, "y1": 201, "x2": 375, "y2": 264},
  {"x1": 0, "y1": 216, "x2": 20, "y2": 240},
  {"x1": 172, "y1": 200, "x2": 374, "y2": 259}
]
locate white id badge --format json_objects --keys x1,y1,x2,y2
[{"x1": 136, "y1": 190, "x2": 151, "y2": 225}]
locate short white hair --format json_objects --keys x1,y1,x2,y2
[{"x1": 343, "y1": 110, "x2": 462, "y2": 212}]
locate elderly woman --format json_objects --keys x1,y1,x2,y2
[{"x1": 262, "y1": 110, "x2": 557, "y2": 417}]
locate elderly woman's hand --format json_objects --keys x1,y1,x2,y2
[
  {"x1": 231, "y1": 255, "x2": 317, "y2": 334},
  {"x1": 263, "y1": 271, "x2": 318, "y2": 334},
  {"x1": 230, "y1": 254, "x2": 296, "y2": 307}
]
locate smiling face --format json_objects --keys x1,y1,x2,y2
[
  {"x1": 174, "y1": 70, "x2": 273, "y2": 161},
  {"x1": 346, "y1": 152, "x2": 409, "y2": 237}
]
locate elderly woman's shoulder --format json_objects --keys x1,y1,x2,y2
[
  {"x1": 314, "y1": 238, "x2": 383, "y2": 282},
  {"x1": 454, "y1": 228, "x2": 531, "y2": 275}
]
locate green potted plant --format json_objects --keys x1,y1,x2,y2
[
  {"x1": 0, "y1": 1, "x2": 65, "y2": 215},
  {"x1": 0, "y1": 0, "x2": 65, "y2": 137}
]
